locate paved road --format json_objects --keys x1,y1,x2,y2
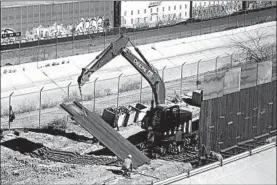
[
  {"x1": 1, "y1": 8, "x2": 276, "y2": 65},
  {"x1": 170, "y1": 146, "x2": 276, "y2": 184}
]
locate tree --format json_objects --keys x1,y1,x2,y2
[{"x1": 232, "y1": 29, "x2": 276, "y2": 63}]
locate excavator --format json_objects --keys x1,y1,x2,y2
[{"x1": 77, "y1": 35, "x2": 194, "y2": 157}]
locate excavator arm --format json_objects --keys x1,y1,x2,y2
[
  {"x1": 121, "y1": 47, "x2": 165, "y2": 105},
  {"x1": 77, "y1": 36, "x2": 129, "y2": 86},
  {"x1": 77, "y1": 35, "x2": 165, "y2": 105}
]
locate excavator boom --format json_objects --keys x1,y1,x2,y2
[
  {"x1": 77, "y1": 35, "x2": 165, "y2": 105},
  {"x1": 77, "y1": 36, "x2": 129, "y2": 86}
]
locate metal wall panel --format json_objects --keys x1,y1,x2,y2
[
  {"x1": 199, "y1": 80, "x2": 276, "y2": 152},
  {"x1": 211, "y1": 98, "x2": 219, "y2": 151},
  {"x1": 241, "y1": 63, "x2": 258, "y2": 89},
  {"x1": 40, "y1": 4, "x2": 46, "y2": 25},
  {"x1": 2, "y1": 1, "x2": 114, "y2": 37},
  {"x1": 273, "y1": 81, "x2": 277, "y2": 130},
  {"x1": 33, "y1": 5, "x2": 40, "y2": 25},
  {"x1": 219, "y1": 95, "x2": 227, "y2": 151},
  {"x1": 224, "y1": 67, "x2": 241, "y2": 95},
  {"x1": 272, "y1": 55, "x2": 276, "y2": 81},
  {"x1": 203, "y1": 71, "x2": 225, "y2": 100},
  {"x1": 257, "y1": 61, "x2": 272, "y2": 85}
]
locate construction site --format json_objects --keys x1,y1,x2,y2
[{"x1": 1, "y1": 2, "x2": 276, "y2": 184}]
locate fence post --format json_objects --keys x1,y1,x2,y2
[
  {"x1": 8, "y1": 92, "x2": 14, "y2": 130},
  {"x1": 56, "y1": 33, "x2": 58, "y2": 59},
  {"x1": 88, "y1": 33, "x2": 90, "y2": 53},
  {"x1": 93, "y1": 77, "x2": 98, "y2": 111},
  {"x1": 140, "y1": 75, "x2": 143, "y2": 103},
  {"x1": 19, "y1": 41, "x2": 21, "y2": 65},
  {"x1": 104, "y1": 30, "x2": 106, "y2": 49},
  {"x1": 228, "y1": 12, "x2": 230, "y2": 28},
  {"x1": 67, "y1": 82, "x2": 72, "y2": 99},
  {"x1": 180, "y1": 62, "x2": 186, "y2": 96},
  {"x1": 196, "y1": 59, "x2": 201, "y2": 90},
  {"x1": 230, "y1": 53, "x2": 234, "y2": 67},
  {"x1": 162, "y1": 66, "x2": 167, "y2": 82},
  {"x1": 72, "y1": 33, "x2": 74, "y2": 55},
  {"x1": 37, "y1": 37, "x2": 40, "y2": 63},
  {"x1": 244, "y1": 10, "x2": 246, "y2": 27},
  {"x1": 215, "y1": 56, "x2": 220, "y2": 74},
  {"x1": 117, "y1": 73, "x2": 123, "y2": 107},
  {"x1": 39, "y1": 87, "x2": 44, "y2": 129}
]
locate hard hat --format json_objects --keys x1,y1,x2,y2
[
  {"x1": 148, "y1": 126, "x2": 153, "y2": 130},
  {"x1": 128, "y1": 154, "x2": 132, "y2": 159}
]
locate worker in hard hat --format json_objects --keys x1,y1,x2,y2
[{"x1": 122, "y1": 154, "x2": 133, "y2": 178}]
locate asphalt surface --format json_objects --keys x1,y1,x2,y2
[{"x1": 1, "y1": 7, "x2": 276, "y2": 66}]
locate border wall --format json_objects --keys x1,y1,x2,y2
[{"x1": 199, "y1": 56, "x2": 276, "y2": 152}]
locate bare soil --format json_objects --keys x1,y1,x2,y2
[{"x1": 1, "y1": 124, "x2": 192, "y2": 185}]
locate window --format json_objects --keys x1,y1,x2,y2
[
  {"x1": 157, "y1": 7, "x2": 158, "y2": 12},
  {"x1": 131, "y1": 10, "x2": 133, "y2": 15},
  {"x1": 151, "y1": 8, "x2": 152, "y2": 13},
  {"x1": 185, "y1": 12, "x2": 187, "y2": 16},
  {"x1": 124, "y1": 11, "x2": 127, "y2": 16},
  {"x1": 180, "y1": 5, "x2": 182, "y2": 9},
  {"x1": 200, "y1": 2, "x2": 202, "y2": 6},
  {"x1": 138, "y1": 10, "x2": 140, "y2": 14},
  {"x1": 168, "y1": 6, "x2": 170, "y2": 11},
  {"x1": 204, "y1": 2, "x2": 206, "y2": 6},
  {"x1": 124, "y1": 20, "x2": 126, "y2": 24},
  {"x1": 179, "y1": 12, "x2": 181, "y2": 17},
  {"x1": 144, "y1": 9, "x2": 146, "y2": 13},
  {"x1": 174, "y1": 5, "x2": 176, "y2": 10},
  {"x1": 144, "y1": 17, "x2": 147, "y2": 22},
  {"x1": 163, "y1": 7, "x2": 165, "y2": 11},
  {"x1": 150, "y1": 16, "x2": 152, "y2": 21},
  {"x1": 131, "y1": 18, "x2": 133, "y2": 24},
  {"x1": 185, "y1": 4, "x2": 187, "y2": 9}
]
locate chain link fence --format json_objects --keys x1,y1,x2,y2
[{"x1": 1, "y1": 51, "x2": 257, "y2": 130}]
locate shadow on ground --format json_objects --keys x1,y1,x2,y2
[
  {"x1": 106, "y1": 169, "x2": 123, "y2": 175},
  {"x1": 1, "y1": 137, "x2": 44, "y2": 154},
  {"x1": 27, "y1": 127, "x2": 97, "y2": 143},
  {"x1": 90, "y1": 130, "x2": 147, "y2": 156}
]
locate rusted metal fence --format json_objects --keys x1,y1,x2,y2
[{"x1": 199, "y1": 58, "x2": 276, "y2": 152}]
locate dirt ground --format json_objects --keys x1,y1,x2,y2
[{"x1": 1, "y1": 123, "x2": 192, "y2": 185}]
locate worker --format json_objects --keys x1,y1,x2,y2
[
  {"x1": 175, "y1": 125, "x2": 183, "y2": 154},
  {"x1": 199, "y1": 144, "x2": 208, "y2": 166},
  {"x1": 191, "y1": 134, "x2": 199, "y2": 151},
  {"x1": 9, "y1": 105, "x2": 15, "y2": 123},
  {"x1": 147, "y1": 126, "x2": 155, "y2": 158},
  {"x1": 122, "y1": 154, "x2": 133, "y2": 177}
]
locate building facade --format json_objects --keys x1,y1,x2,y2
[{"x1": 120, "y1": 1, "x2": 191, "y2": 28}]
